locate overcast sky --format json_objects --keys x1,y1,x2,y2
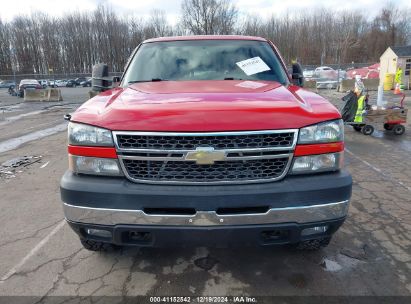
[{"x1": 1, "y1": 0, "x2": 410, "y2": 24}]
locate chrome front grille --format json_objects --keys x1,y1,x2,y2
[
  {"x1": 116, "y1": 132, "x2": 295, "y2": 150},
  {"x1": 114, "y1": 130, "x2": 297, "y2": 185}
]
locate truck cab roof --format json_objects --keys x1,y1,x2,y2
[{"x1": 143, "y1": 35, "x2": 267, "y2": 44}]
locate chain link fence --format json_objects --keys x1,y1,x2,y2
[
  {"x1": 0, "y1": 72, "x2": 123, "y2": 83},
  {"x1": 301, "y1": 63, "x2": 375, "y2": 71},
  {"x1": 1, "y1": 63, "x2": 376, "y2": 84}
]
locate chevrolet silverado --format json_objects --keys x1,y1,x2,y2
[{"x1": 60, "y1": 36, "x2": 352, "y2": 251}]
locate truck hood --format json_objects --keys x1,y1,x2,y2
[{"x1": 71, "y1": 80, "x2": 341, "y2": 131}]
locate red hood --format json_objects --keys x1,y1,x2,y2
[{"x1": 71, "y1": 80, "x2": 340, "y2": 131}]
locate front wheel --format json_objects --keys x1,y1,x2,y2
[
  {"x1": 393, "y1": 124, "x2": 405, "y2": 135},
  {"x1": 80, "y1": 239, "x2": 118, "y2": 252},
  {"x1": 362, "y1": 125, "x2": 374, "y2": 135}
]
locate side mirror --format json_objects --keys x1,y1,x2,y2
[
  {"x1": 112, "y1": 76, "x2": 121, "y2": 88},
  {"x1": 91, "y1": 63, "x2": 111, "y2": 92},
  {"x1": 291, "y1": 63, "x2": 304, "y2": 87}
]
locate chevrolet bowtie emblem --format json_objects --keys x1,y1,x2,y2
[{"x1": 185, "y1": 147, "x2": 226, "y2": 165}]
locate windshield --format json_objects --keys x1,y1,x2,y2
[{"x1": 122, "y1": 40, "x2": 288, "y2": 85}]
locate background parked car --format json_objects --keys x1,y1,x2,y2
[
  {"x1": 56, "y1": 79, "x2": 68, "y2": 87},
  {"x1": 81, "y1": 78, "x2": 92, "y2": 87},
  {"x1": 75, "y1": 77, "x2": 87, "y2": 85},
  {"x1": 8, "y1": 85, "x2": 17, "y2": 96},
  {"x1": 0, "y1": 80, "x2": 16, "y2": 88},
  {"x1": 313, "y1": 66, "x2": 338, "y2": 80},
  {"x1": 303, "y1": 69, "x2": 314, "y2": 80},
  {"x1": 66, "y1": 79, "x2": 77, "y2": 87},
  {"x1": 346, "y1": 63, "x2": 379, "y2": 79},
  {"x1": 48, "y1": 80, "x2": 58, "y2": 88},
  {"x1": 38, "y1": 79, "x2": 48, "y2": 88},
  {"x1": 18, "y1": 79, "x2": 42, "y2": 97}
]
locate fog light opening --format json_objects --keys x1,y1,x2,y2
[
  {"x1": 261, "y1": 230, "x2": 289, "y2": 241},
  {"x1": 129, "y1": 231, "x2": 151, "y2": 242},
  {"x1": 301, "y1": 225, "x2": 329, "y2": 236},
  {"x1": 86, "y1": 228, "x2": 112, "y2": 238}
]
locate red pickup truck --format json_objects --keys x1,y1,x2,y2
[{"x1": 60, "y1": 36, "x2": 351, "y2": 251}]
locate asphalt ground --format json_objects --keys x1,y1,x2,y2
[{"x1": 0, "y1": 86, "x2": 410, "y2": 302}]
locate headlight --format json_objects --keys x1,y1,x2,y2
[
  {"x1": 298, "y1": 120, "x2": 343, "y2": 144},
  {"x1": 68, "y1": 122, "x2": 113, "y2": 146},
  {"x1": 69, "y1": 155, "x2": 122, "y2": 176},
  {"x1": 291, "y1": 152, "x2": 343, "y2": 174}
]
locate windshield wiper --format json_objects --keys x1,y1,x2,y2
[
  {"x1": 224, "y1": 77, "x2": 243, "y2": 80},
  {"x1": 128, "y1": 78, "x2": 165, "y2": 84}
]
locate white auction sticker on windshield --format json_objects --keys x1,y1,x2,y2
[
  {"x1": 236, "y1": 57, "x2": 270, "y2": 76},
  {"x1": 235, "y1": 81, "x2": 268, "y2": 89}
]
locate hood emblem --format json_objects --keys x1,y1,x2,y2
[{"x1": 185, "y1": 147, "x2": 226, "y2": 165}]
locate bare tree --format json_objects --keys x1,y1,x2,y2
[
  {"x1": 0, "y1": 19, "x2": 12, "y2": 75},
  {"x1": 149, "y1": 9, "x2": 172, "y2": 37},
  {"x1": 238, "y1": 14, "x2": 261, "y2": 36},
  {"x1": 1, "y1": 2, "x2": 411, "y2": 78},
  {"x1": 181, "y1": 0, "x2": 238, "y2": 35}
]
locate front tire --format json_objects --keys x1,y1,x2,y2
[
  {"x1": 294, "y1": 237, "x2": 331, "y2": 250},
  {"x1": 80, "y1": 239, "x2": 118, "y2": 252},
  {"x1": 393, "y1": 124, "x2": 405, "y2": 135},
  {"x1": 362, "y1": 125, "x2": 374, "y2": 135}
]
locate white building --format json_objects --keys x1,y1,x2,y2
[{"x1": 379, "y1": 45, "x2": 411, "y2": 89}]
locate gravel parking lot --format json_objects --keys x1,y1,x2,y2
[{"x1": 0, "y1": 87, "x2": 410, "y2": 301}]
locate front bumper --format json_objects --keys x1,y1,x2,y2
[
  {"x1": 60, "y1": 170, "x2": 352, "y2": 246},
  {"x1": 67, "y1": 218, "x2": 346, "y2": 247},
  {"x1": 63, "y1": 200, "x2": 349, "y2": 226}
]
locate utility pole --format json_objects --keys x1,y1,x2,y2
[
  {"x1": 49, "y1": 68, "x2": 54, "y2": 86},
  {"x1": 11, "y1": 48, "x2": 16, "y2": 85}
]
